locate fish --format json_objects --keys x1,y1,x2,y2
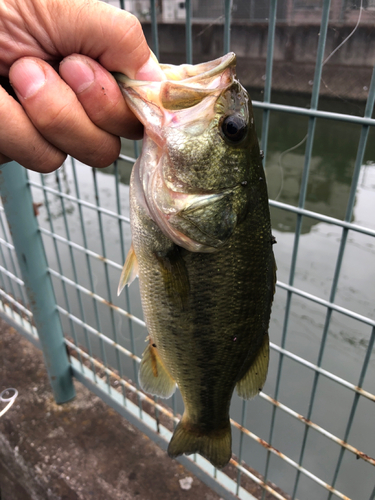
[{"x1": 114, "y1": 53, "x2": 276, "y2": 469}]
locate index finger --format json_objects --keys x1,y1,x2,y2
[{"x1": 34, "y1": 0, "x2": 164, "y2": 80}]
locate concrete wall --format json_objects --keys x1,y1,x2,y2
[
  {"x1": 145, "y1": 22, "x2": 375, "y2": 67},
  {"x1": 143, "y1": 21, "x2": 375, "y2": 100},
  {"x1": 155, "y1": 0, "x2": 375, "y2": 25}
]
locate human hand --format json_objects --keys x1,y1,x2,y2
[{"x1": 0, "y1": 0, "x2": 164, "y2": 172}]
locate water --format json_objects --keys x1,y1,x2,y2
[{"x1": 25, "y1": 94, "x2": 375, "y2": 500}]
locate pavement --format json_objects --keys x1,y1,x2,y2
[{"x1": 0, "y1": 319, "x2": 222, "y2": 500}]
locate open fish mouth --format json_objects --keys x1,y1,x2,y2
[
  {"x1": 113, "y1": 52, "x2": 239, "y2": 148},
  {"x1": 113, "y1": 52, "x2": 236, "y2": 98}
]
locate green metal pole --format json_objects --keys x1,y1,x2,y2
[
  {"x1": 0, "y1": 161, "x2": 75, "y2": 403},
  {"x1": 185, "y1": 0, "x2": 192, "y2": 64},
  {"x1": 223, "y1": 0, "x2": 233, "y2": 54}
]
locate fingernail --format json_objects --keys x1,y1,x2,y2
[
  {"x1": 11, "y1": 59, "x2": 46, "y2": 99},
  {"x1": 59, "y1": 57, "x2": 95, "y2": 94},
  {"x1": 135, "y1": 54, "x2": 165, "y2": 82}
]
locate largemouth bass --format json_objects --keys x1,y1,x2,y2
[{"x1": 115, "y1": 53, "x2": 276, "y2": 469}]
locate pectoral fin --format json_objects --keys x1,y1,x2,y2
[
  {"x1": 117, "y1": 243, "x2": 138, "y2": 296},
  {"x1": 139, "y1": 343, "x2": 176, "y2": 398},
  {"x1": 236, "y1": 333, "x2": 269, "y2": 399}
]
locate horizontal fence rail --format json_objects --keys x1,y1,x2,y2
[{"x1": 1, "y1": 1, "x2": 375, "y2": 500}]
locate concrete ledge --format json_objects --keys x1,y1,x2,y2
[{"x1": 0, "y1": 320, "x2": 221, "y2": 500}]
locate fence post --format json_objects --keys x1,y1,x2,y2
[{"x1": 0, "y1": 161, "x2": 75, "y2": 404}]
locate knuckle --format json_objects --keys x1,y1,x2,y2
[
  {"x1": 113, "y1": 13, "x2": 145, "y2": 56},
  {"x1": 87, "y1": 136, "x2": 120, "y2": 168},
  {"x1": 87, "y1": 96, "x2": 118, "y2": 126},
  {"x1": 115, "y1": 10, "x2": 142, "y2": 34},
  {"x1": 0, "y1": 85, "x2": 66, "y2": 172},
  {"x1": 36, "y1": 100, "x2": 75, "y2": 134},
  {"x1": 125, "y1": 15, "x2": 143, "y2": 41},
  {"x1": 37, "y1": 159, "x2": 64, "y2": 174},
  {"x1": 0, "y1": 153, "x2": 11, "y2": 166},
  {"x1": 27, "y1": 143, "x2": 66, "y2": 173}
]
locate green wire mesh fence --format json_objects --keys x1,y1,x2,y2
[{"x1": 0, "y1": 1, "x2": 374, "y2": 499}]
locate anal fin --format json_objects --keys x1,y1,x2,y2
[
  {"x1": 139, "y1": 343, "x2": 176, "y2": 398},
  {"x1": 236, "y1": 333, "x2": 269, "y2": 399}
]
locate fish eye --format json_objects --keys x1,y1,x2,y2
[{"x1": 221, "y1": 115, "x2": 247, "y2": 143}]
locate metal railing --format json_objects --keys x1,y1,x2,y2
[{"x1": 0, "y1": 1, "x2": 374, "y2": 499}]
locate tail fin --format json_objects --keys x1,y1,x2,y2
[{"x1": 167, "y1": 419, "x2": 231, "y2": 469}]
